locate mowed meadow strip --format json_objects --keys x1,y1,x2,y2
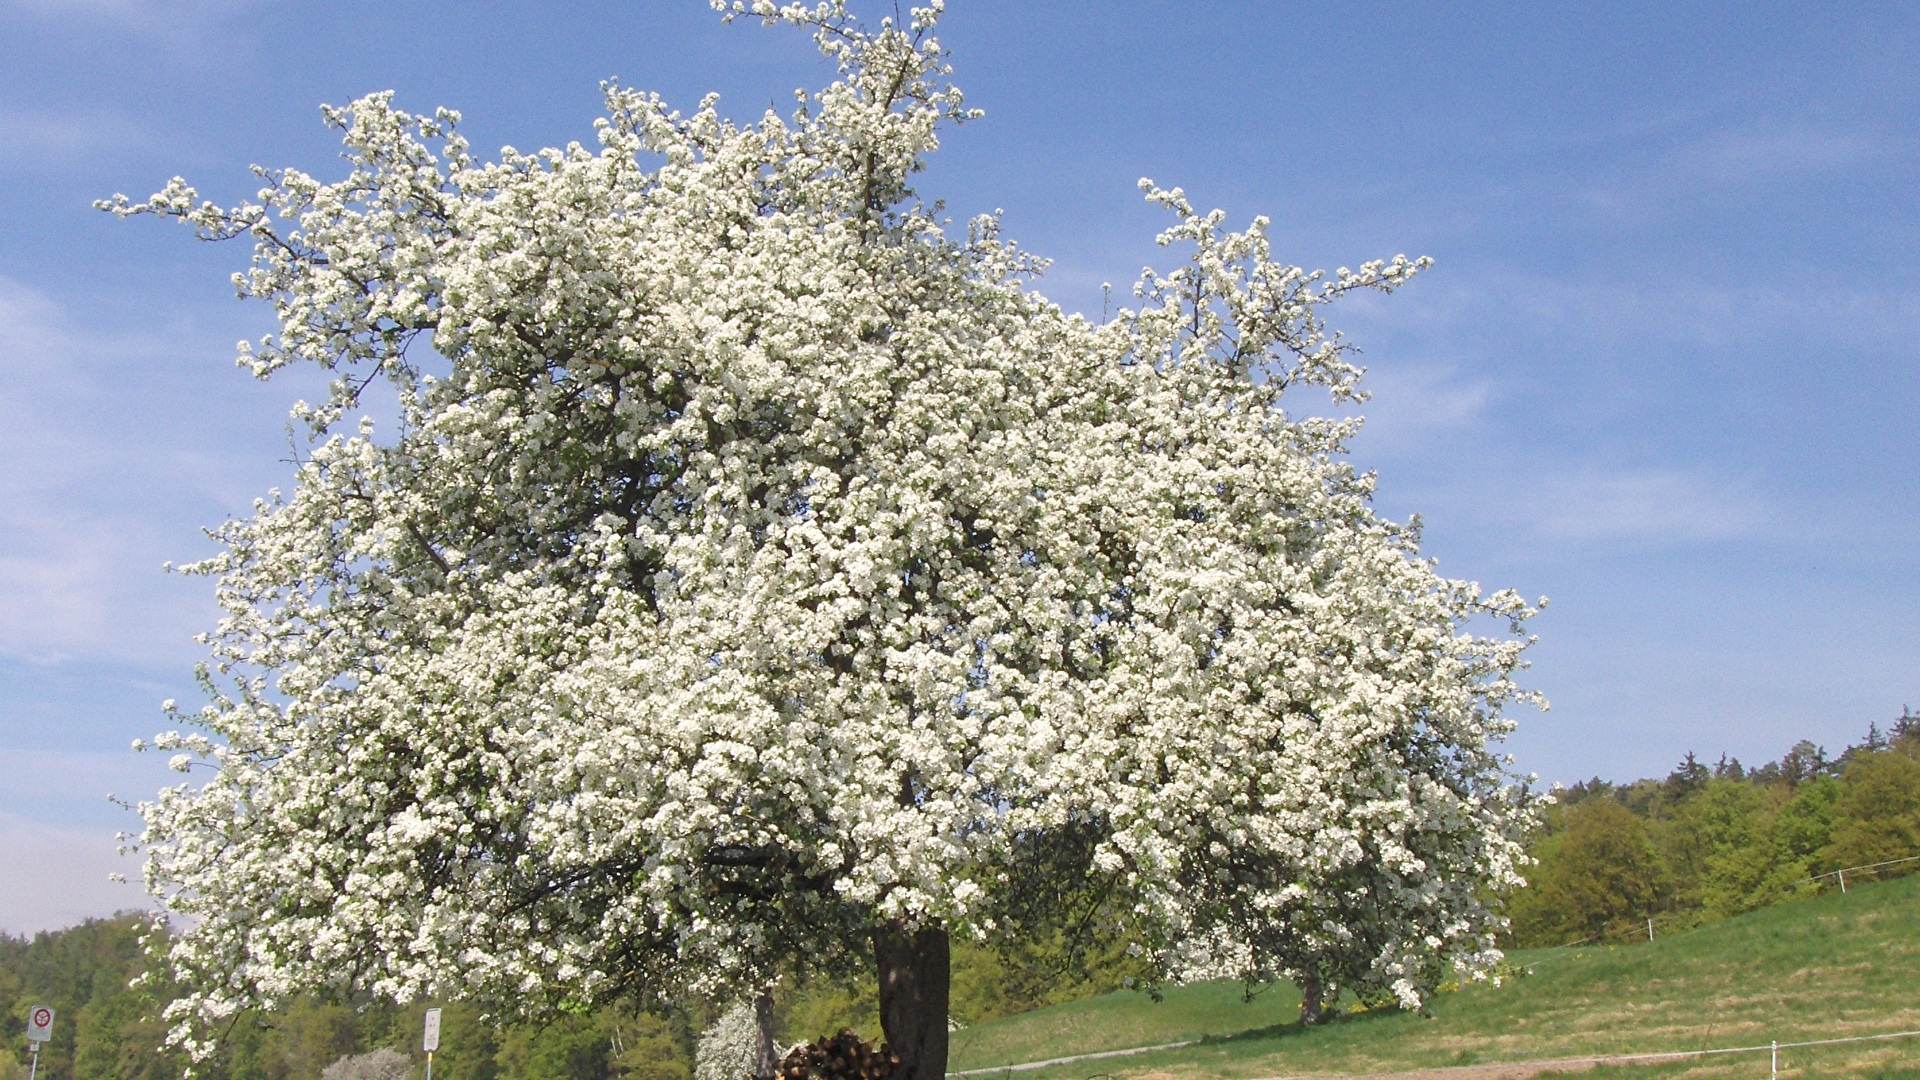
[{"x1": 947, "y1": 871, "x2": 1920, "y2": 1079}]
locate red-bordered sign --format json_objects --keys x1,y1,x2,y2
[{"x1": 27, "y1": 1005, "x2": 54, "y2": 1042}]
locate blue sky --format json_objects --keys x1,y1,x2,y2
[{"x1": 2, "y1": 1, "x2": 1916, "y2": 933}]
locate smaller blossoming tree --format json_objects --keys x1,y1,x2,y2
[{"x1": 109, "y1": 3, "x2": 1541, "y2": 1077}]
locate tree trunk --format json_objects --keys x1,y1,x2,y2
[
  {"x1": 754, "y1": 988, "x2": 778, "y2": 1080},
  {"x1": 1299, "y1": 969, "x2": 1324, "y2": 1026},
  {"x1": 874, "y1": 922, "x2": 950, "y2": 1080}
]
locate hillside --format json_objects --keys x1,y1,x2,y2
[{"x1": 947, "y1": 872, "x2": 1920, "y2": 1079}]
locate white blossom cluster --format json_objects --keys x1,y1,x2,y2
[
  {"x1": 694, "y1": 1002, "x2": 762, "y2": 1080},
  {"x1": 106, "y1": 0, "x2": 1541, "y2": 1056},
  {"x1": 320, "y1": 1049, "x2": 412, "y2": 1080}
]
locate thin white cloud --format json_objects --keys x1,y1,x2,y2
[
  {"x1": 0, "y1": 812, "x2": 148, "y2": 935},
  {"x1": 0, "y1": 747, "x2": 183, "y2": 814},
  {"x1": 1352, "y1": 362, "x2": 1493, "y2": 452},
  {"x1": 1376, "y1": 264, "x2": 1920, "y2": 356},
  {"x1": 1673, "y1": 124, "x2": 1889, "y2": 184},
  {"x1": 0, "y1": 532, "x2": 170, "y2": 666},
  {"x1": 1524, "y1": 467, "x2": 1764, "y2": 545},
  {"x1": 2, "y1": 0, "x2": 255, "y2": 44},
  {"x1": 0, "y1": 277, "x2": 236, "y2": 666},
  {"x1": 1562, "y1": 276, "x2": 1920, "y2": 354},
  {"x1": 1562, "y1": 115, "x2": 1903, "y2": 227},
  {"x1": 0, "y1": 105, "x2": 149, "y2": 165}
]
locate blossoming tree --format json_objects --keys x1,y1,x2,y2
[{"x1": 110, "y1": 3, "x2": 1541, "y2": 1075}]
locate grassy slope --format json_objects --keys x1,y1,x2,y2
[
  {"x1": 947, "y1": 978, "x2": 1305, "y2": 1073},
  {"x1": 948, "y1": 873, "x2": 1920, "y2": 1078}
]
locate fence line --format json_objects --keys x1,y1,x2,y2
[
  {"x1": 1527, "y1": 851, "x2": 1920, "y2": 958},
  {"x1": 947, "y1": 1027, "x2": 1920, "y2": 1078},
  {"x1": 1789, "y1": 852, "x2": 1920, "y2": 891},
  {"x1": 1240, "y1": 1027, "x2": 1920, "y2": 1079},
  {"x1": 1577, "y1": 1026, "x2": 1920, "y2": 1062}
]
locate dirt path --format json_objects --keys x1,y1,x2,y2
[
  {"x1": 948, "y1": 1042, "x2": 1200, "y2": 1077},
  {"x1": 962, "y1": 1048, "x2": 1641, "y2": 1080},
  {"x1": 1245, "y1": 1058, "x2": 1616, "y2": 1079},
  {"x1": 960, "y1": 1047, "x2": 1689, "y2": 1080},
  {"x1": 1246, "y1": 1047, "x2": 1734, "y2": 1078},
  {"x1": 1248, "y1": 1028, "x2": 1920, "y2": 1078}
]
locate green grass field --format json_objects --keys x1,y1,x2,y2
[{"x1": 947, "y1": 872, "x2": 1920, "y2": 1079}]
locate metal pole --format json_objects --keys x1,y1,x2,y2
[
  {"x1": 1771, "y1": 1039, "x2": 1778, "y2": 1078},
  {"x1": 28, "y1": 1045, "x2": 39, "y2": 1080},
  {"x1": 1647, "y1": 917, "x2": 1654, "y2": 942},
  {"x1": 1838, "y1": 869, "x2": 1847, "y2": 893},
  {"x1": 426, "y1": 1051, "x2": 433, "y2": 1080}
]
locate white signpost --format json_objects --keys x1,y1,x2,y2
[
  {"x1": 26, "y1": 1006, "x2": 53, "y2": 1080},
  {"x1": 423, "y1": 1008, "x2": 442, "y2": 1080}
]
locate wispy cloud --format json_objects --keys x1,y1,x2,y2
[
  {"x1": 1381, "y1": 458, "x2": 1771, "y2": 554},
  {"x1": 2, "y1": 0, "x2": 256, "y2": 45},
  {"x1": 1672, "y1": 124, "x2": 1890, "y2": 184},
  {"x1": 0, "y1": 528, "x2": 186, "y2": 666},
  {"x1": 0, "y1": 105, "x2": 149, "y2": 166},
  {"x1": 0, "y1": 812, "x2": 147, "y2": 935},
  {"x1": 1353, "y1": 362, "x2": 1493, "y2": 451},
  {"x1": 1570, "y1": 117, "x2": 1904, "y2": 224},
  {"x1": 0, "y1": 746, "x2": 181, "y2": 818},
  {"x1": 0, "y1": 277, "x2": 245, "y2": 666},
  {"x1": 1530, "y1": 274, "x2": 1920, "y2": 360},
  {"x1": 1524, "y1": 466, "x2": 1764, "y2": 545},
  {"x1": 1374, "y1": 262, "x2": 1920, "y2": 356}
]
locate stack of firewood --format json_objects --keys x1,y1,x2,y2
[{"x1": 779, "y1": 1030, "x2": 897, "y2": 1080}]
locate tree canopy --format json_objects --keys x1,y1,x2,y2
[{"x1": 109, "y1": 3, "x2": 1541, "y2": 1073}]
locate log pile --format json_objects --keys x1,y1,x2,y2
[{"x1": 779, "y1": 1029, "x2": 897, "y2": 1080}]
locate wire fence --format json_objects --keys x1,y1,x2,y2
[
  {"x1": 947, "y1": 1027, "x2": 1920, "y2": 1078},
  {"x1": 1792, "y1": 852, "x2": 1920, "y2": 893},
  {"x1": 1522, "y1": 851, "x2": 1920, "y2": 962},
  {"x1": 1247, "y1": 1026, "x2": 1920, "y2": 1078}
]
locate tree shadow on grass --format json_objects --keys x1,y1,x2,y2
[{"x1": 1201, "y1": 1005, "x2": 1412, "y2": 1048}]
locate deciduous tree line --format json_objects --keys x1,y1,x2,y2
[
  {"x1": 0, "y1": 922, "x2": 1137, "y2": 1080},
  {"x1": 1506, "y1": 714, "x2": 1920, "y2": 947},
  {"x1": 0, "y1": 918, "x2": 687, "y2": 1080}
]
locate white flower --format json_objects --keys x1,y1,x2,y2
[
  {"x1": 108, "y1": 2, "x2": 1541, "y2": 1056},
  {"x1": 694, "y1": 1002, "x2": 760, "y2": 1080}
]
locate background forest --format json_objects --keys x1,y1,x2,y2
[
  {"x1": 6, "y1": 714, "x2": 1917, "y2": 1080},
  {"x1": 1507, "y1": 712, "x2": 1920, "y2": 947},
  {"x1": 0, "y1": 920, "x2": 1145, "y2": 1080}
]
